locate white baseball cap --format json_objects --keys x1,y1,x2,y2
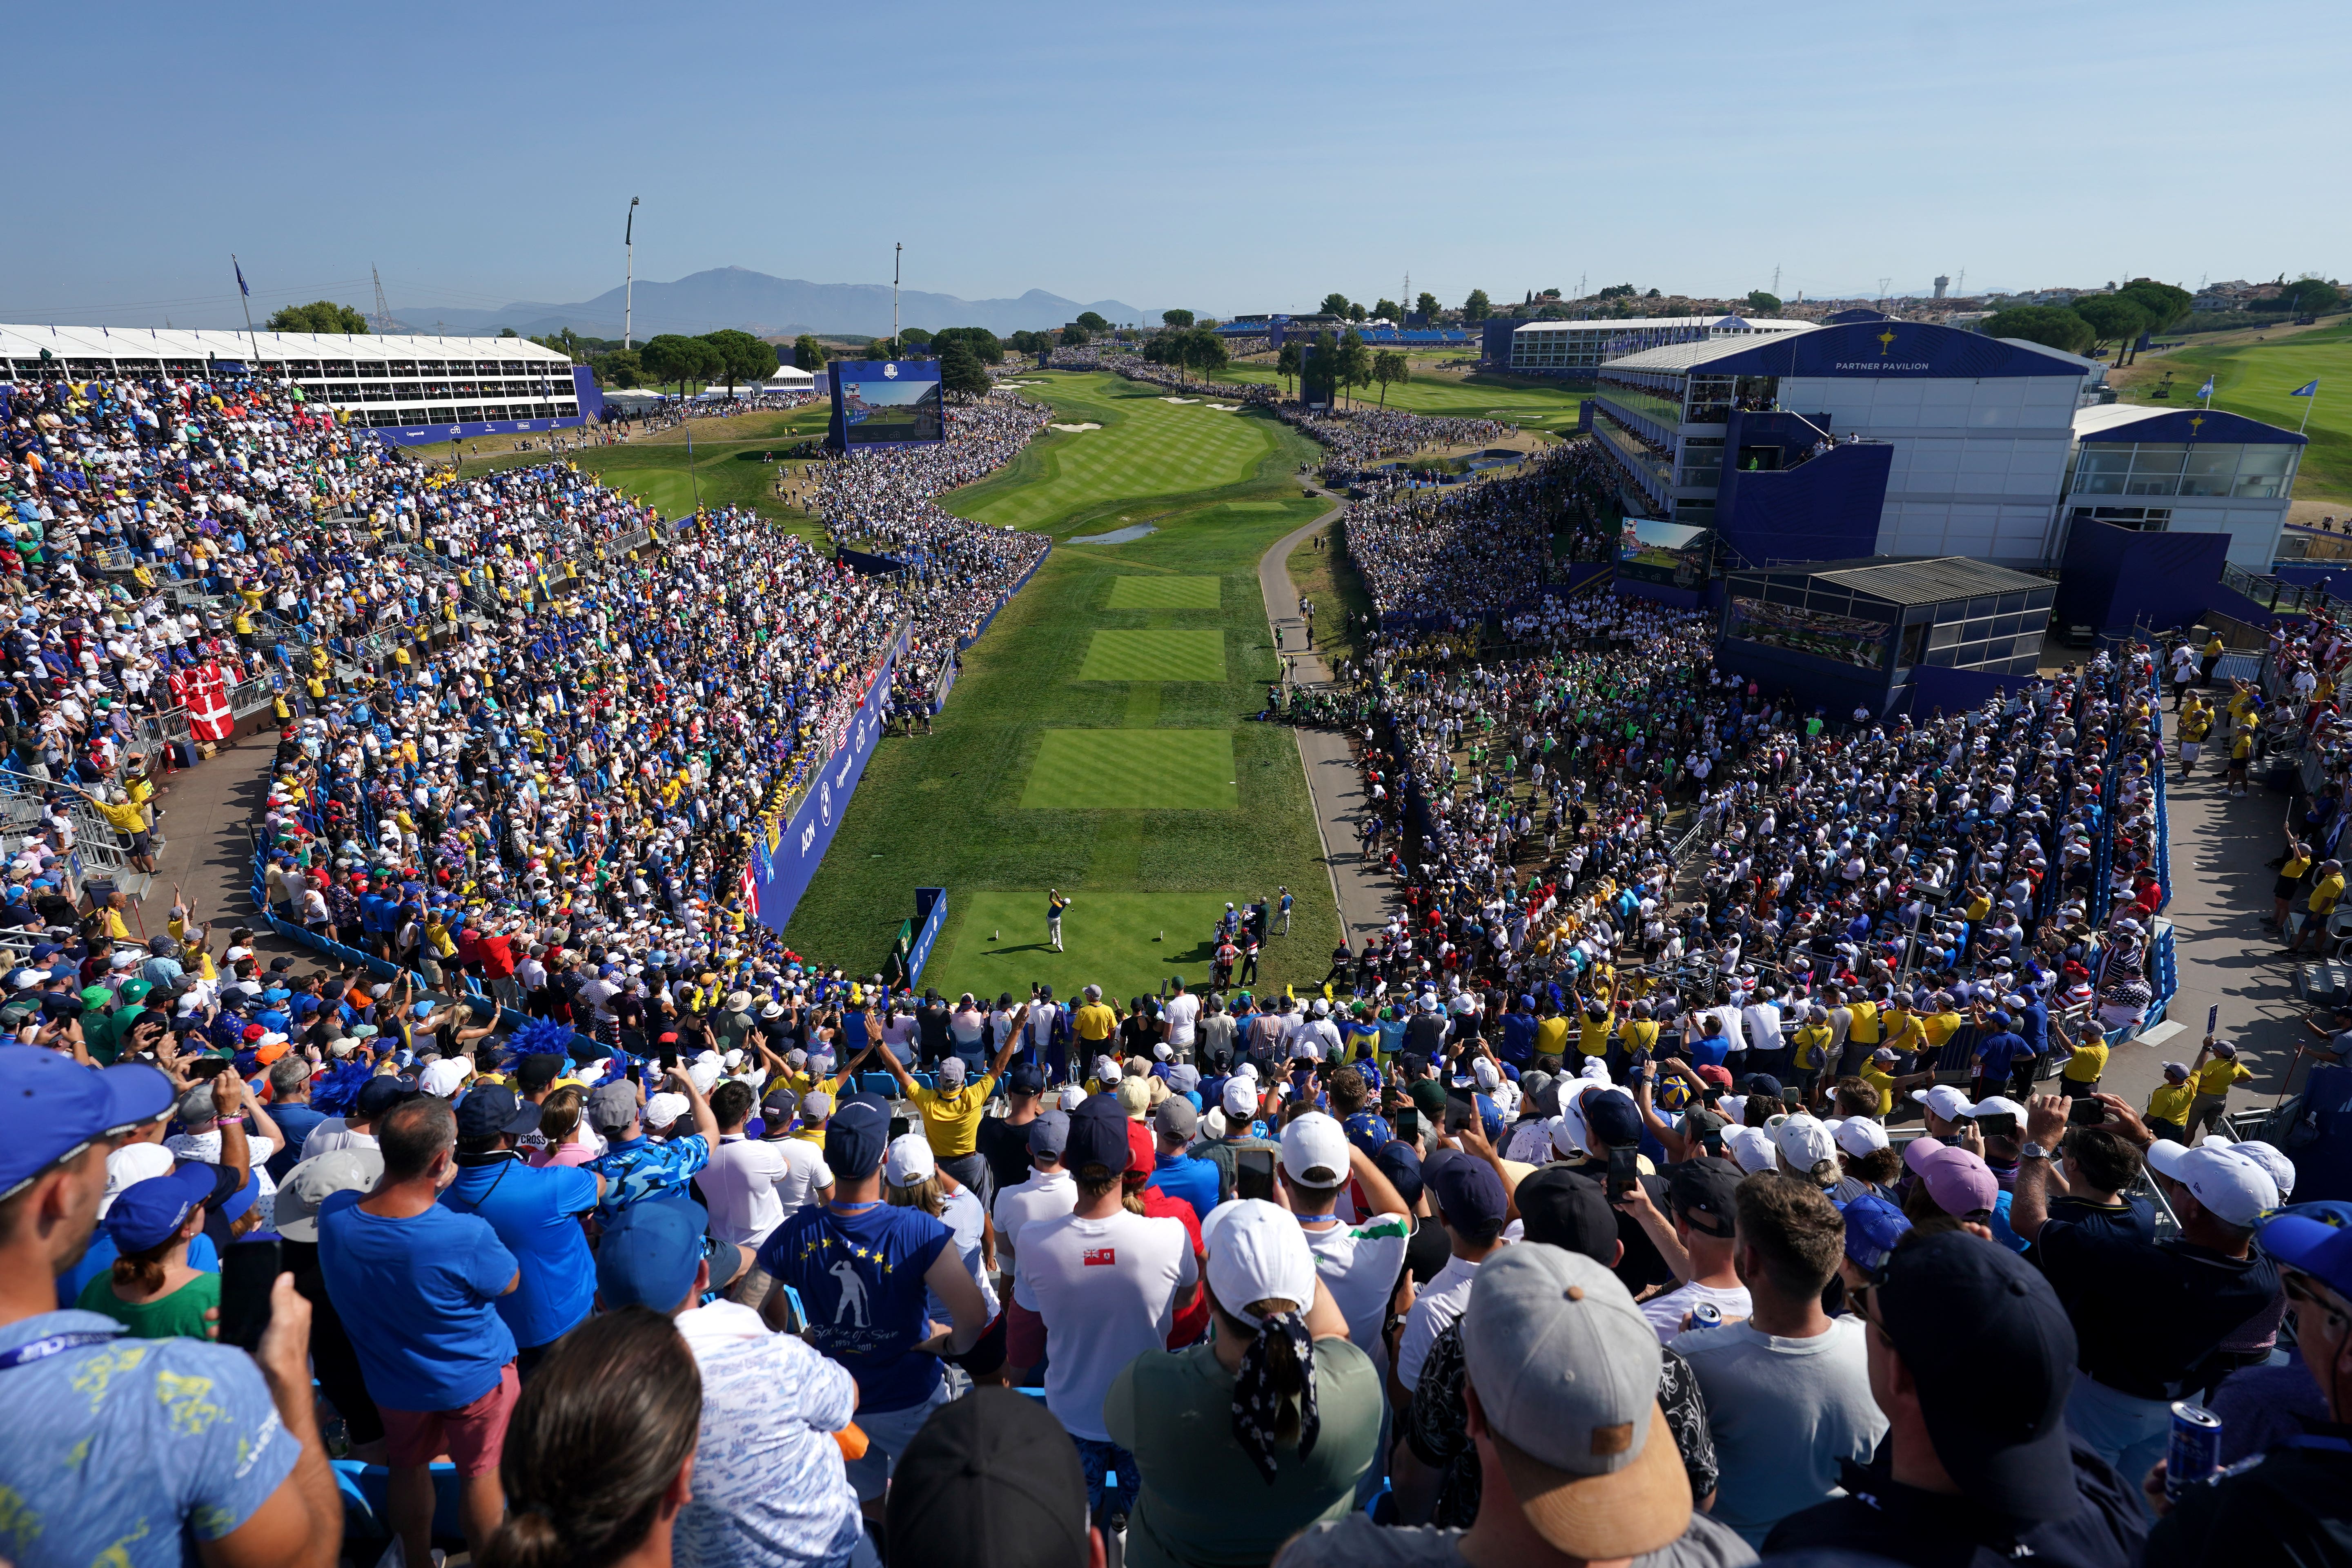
[
  {"x1": 1773, "y1": 1115, "x2": 1839, "y2": 1176},
  {"x1": 1726, "y1": 1125, "x2": 1778, "y2": 1175},
  {"x1": 2197, "y1": 1136, "x2": 2296, "y2": 1203},
  {"x1": 419, "y1": 1057, "x2": 472, "y2": 1098},
  {"x1": 1963, "y1": 1095, "x2": 2027, "y2": 1123},
  {"x1": 2145, "y1": 1140, "x2": 2279, "y2": 1227},
  {"x1": 1911, "y1": 1084, "x2": 1976, "y2": 1122},
  {"x1": 1831, "y1": 1116, "x2": 1891, "y2": 1157},
  {"x1": 884, "y1": 1133, "x2": 937, "y2": 1188},
  {"x1": 643, "y1": 1091, "x2": 690, "y2": 1131},
  {"x1": 1278, "y1": 1112, "x2": 1351, "y2": 1188},
  {"x1": 1202, "y1": 1198, "x2": 1319, "y2": 1327}
]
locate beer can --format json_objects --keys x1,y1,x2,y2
[
  {"x1": 1689, "y1": 1302, "x2": 1723, "y2": 1329},
  {"x1": 2165, "y1": 1401, "x2": 2223, "y2": 1499}
]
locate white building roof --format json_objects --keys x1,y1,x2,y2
[
  {"x1": 1512, "y1": 315, "x2": 1812, "y2": 335},
  {"x1": 0, "y1": 323, "x2": 575, "y2": 365},
  {"x1": 1598, "y1": 330, "x2": 1820, "y2": 374}
]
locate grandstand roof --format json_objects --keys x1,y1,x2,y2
[
  {"x1": 1512, "y1": 316, "x2": 1813, "y2": 335},
  {"x1": 1599, "y1": 333, "x2": 1817, "y2": 373},
  {"x1": 0, "y1": 323, "x2": 575, "y2": 366},
  {"x1": 1799, "y1": 556, "x2": 2054, "y2": 606}
]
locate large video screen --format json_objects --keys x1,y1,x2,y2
[
  {"x1": 1616, "y1": 517, "x2": 1713, "y2": 588},
  {"x1": 831, "y1": 360, "x2": 943, "y2": 447},
  {"x1": 1724, "y1": 595, "x2": 1893, "y2": 671}
]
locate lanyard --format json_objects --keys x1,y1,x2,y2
[{"x1": 0, "y1": 1330, "x2": 122, "y2": 1370}]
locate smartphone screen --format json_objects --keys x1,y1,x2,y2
[
  {"x1": 218, "y1": 1238, "x2": 281, "y2": 1352},
  {"x1": 1236, "y1": 1148, "x2": 1276, "y2": 1202},
  {"x1": 2067, "y1": 1097, "x2": 2107, "y2": 1126},
  {"x1": 1607, "y1": 1146, "x2": 1641, "y2": 1203}
]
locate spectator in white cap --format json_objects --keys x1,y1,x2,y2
[
  {"x1": 1772, "y1": 1115, "x2": 1841, "y2": 1191},
  {"x1": 1725, "y1": 1125, "x2": 1777, "y2": 1175},
  {"x1": 1113, "y1": 1200, "x2": 1379, "y2": 1567},
  {"x1": 2033, "y1": 1124, "x2": 2280, "y2": 1504},
  {"x1": 1277, "y1": 1247, "x2": 1749, "y2": 1567},
  {"x1": 1826, "y1": 1114, "x2": 1900, "y2": 1203},
  {"x1": 419, "y1": 1055, "x2": 473, "y2": 1100},
  {"x1": 1278, "y1": 1113, "x2": 1415, "y2": 1384}
]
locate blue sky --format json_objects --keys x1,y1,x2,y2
[{"x1": 4, "y1": 0, "x2": 2343, "y2": 327}]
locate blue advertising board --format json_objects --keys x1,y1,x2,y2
[
  {"x1": 829, "y1": 359, "x2": 944, "y2": 448},
  {"x1": 907, "y1": 888, "x2": 948, "y2": 987},
  {"x1": 748, "y1": 630, "x2": 904, "y2": 933},
  {"x1": 1700, "y1": 319, "x2": 2092, "y2": 380}
]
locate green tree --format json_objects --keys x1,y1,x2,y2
[
  {"x1": 936, "y1": 326, "x2": 1004, "y2": 364},
  {"x1": 640, "y1": 334, "x2": 721, "y2": 395},
  {"x1": 596, "y1": 347, "x2": 644, "y2": 388},
  {"x1": 1348, "y1": 302, "x2": 1368, "y2": 323},
  {"x1": 938, "y1": 336, "x2": 990, "y2": 398},
  {"x1": 1334, "y1": 329, "x2": 1373, "y2": 408},
  {"x1": 2071, "y1": 295, "x2": 2149, "y2": 361},
  {"x1": 1184, "y1": 329, "x2": 1229, "y2": 383},
  {"x1": 264, "y1": 300, "x2": 370, "y2": 334},
  {"x1": 1462, "y1": 289, "x2": 1492, "y2": 322},
  {"x1": 2279, "y1": 277, "x2": 2345, "y2": 316},
  {"x1": 1075, "y1": 311, "x2": 1109, "y2": 332},
  {"x1": 1300, "y1": 331, "x2": 1340, "y2": 406},
  {"x1": 1319, "y1": 293, "x2": 1352, "y2": 319},
  {"x1": 792, "y1": 334, "x2": 827, "y2": 372},
  {"x1": 699, "y1": 328, "x2": 777, "y2": 396},
  {"x1": 1276, "y1": 341, "x2": 1302, "y2": 396},
  {"x1": 1372, "y1": 298, "x2": 1401, "y2": 322},
  {"x1": 2116, "y1": 278, "x2": 2194, "y2": 335},
  {"x1": 898, "y1": 327, "x2": 934, "y2": 352},
  {"x1": 498, "y1": 327, "x2": 519, "y2": 339},
  {"x1": 1979, "y1": 305, "x2": 2096, "y2": 356},
  {"x1": 1415, "y1": 292, "x2": 1440, "y2": 321},
  {"x1": 1372, "y1": 349, "x2": 1409, "y2": 406},
  {"x1": 1745, "y1": 290, "x2": 1782, "y2": 316},
  {"x1": 1597, "y1": 284, "x2": 1637, "y2": 300},
  {"x1": 1161, "y1": 309, "x2": 1195, "y2": 328},
  {"x1": 1060, "y1": 324, "x2": 1091, "y2": 349}
]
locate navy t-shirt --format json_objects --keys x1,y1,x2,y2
[
  {"x1": 440, "y1": 1154, "x2": 599, "y2": 1347},
  {"x1": 267, "y1": 1105, "x2": 330, "y2": 1180},
  {"x1": 758, "y1": 1200, "x2": 951, "y2": 1414},
  {"x1": 318, "y1": 1189, "x2": 519, "y2": 1411},
  {"x1": 1976, "y1": 1031, "x2": 2030, "y2": 1078}
]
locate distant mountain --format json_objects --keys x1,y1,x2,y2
[{"x1": 392, "y1": 267, "x2": 1159, "y2": 340}]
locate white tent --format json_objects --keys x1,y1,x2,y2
[{"x1": 764, "y1": 363, "x2": 815, "y2": 389}]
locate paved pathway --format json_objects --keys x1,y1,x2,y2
[{"x1": 1258, "y1": 503, "x2": 1393, "y2": 940}]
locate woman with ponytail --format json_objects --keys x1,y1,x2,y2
[
  {"x1": 1104, "y1": 1199, "x2": 1381, "y2": 1568},
  {"x1": 481, "y1": 1307, "x2": 702, "y2": 1568}
]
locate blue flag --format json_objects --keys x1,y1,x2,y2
[
  {"x1": 2196, "y1": 376, "x2": 2214, "y2": 399},
  {"x1": 2292, "y1": 380, "x2": 2320, "y2": 396},
  {"x1": 234, "y1": 258, "x2": 249, "y2": 297}
]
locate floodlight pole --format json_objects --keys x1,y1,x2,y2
[
  {"x1": 624, "y1": 197, "x2": 640, "y2": 350},
  {"x1": 893, "y1": 242, "x2": 902, "y2": 358}
]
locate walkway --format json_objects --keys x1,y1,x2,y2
[
  {"x1": 1258, "y1": 503, "x2": 1393, "y2": 940},
  {"x1": 138, "y1": 730, "x2": 304, "y2": 962}
]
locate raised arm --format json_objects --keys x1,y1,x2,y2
[{"x1": 988, "y1": 1005, "x2": 1029, "y2": 1077}]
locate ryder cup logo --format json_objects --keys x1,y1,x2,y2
[
  {"x1": 820, "y1": 780, "x2": 833, "y2": 827},
  {"x1": 882, "y1": 364, "x2": 899, "y2": 379}
]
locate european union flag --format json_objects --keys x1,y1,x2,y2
[
  {"x1": 234, "y1": 258, "x2": 249, "y2": 298},
  {"x1": 2196, "y1": 376, "x2": 2214, "y2": 399},
  {"x1": 2293, "y1": 380, "x2": 2320, "y2": 396}
]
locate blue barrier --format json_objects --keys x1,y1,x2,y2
[
  {"x1": 747, "y1": 630, "x2": 906, "y2": 935},
  {"x1": 908, "y1": 887, "x2": 949, "y2": 988},
  {"x1": 959, "y1": 544, "x2": 1051, "y2": 651}
]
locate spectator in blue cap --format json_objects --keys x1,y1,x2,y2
[
  {"x1": 2144, "y1": 1202, "x2": 2352, "y2": 1563},
  {"x1": 76, "y1": 1159, "x2": 253, "y2": 1339},
  {"x1": 441, "y1": 1081, "x2": 604, "y2": 1377},
  {"x1": 0, "y1": 1044, "x2": 339, "y2": 1566},
  {"x1": 753, "y1": 1096, "x2": 989, "y2": 1515}
]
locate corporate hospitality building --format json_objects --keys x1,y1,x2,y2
[
  {"x1": 1488, "y1": 314, "x2": 1811, "y2": 375},
  {"x1": 0, "y1": 324, "x2": 600, "y2": 445}
]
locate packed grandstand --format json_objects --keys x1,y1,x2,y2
[{"x1": 0, "y1": 347, "x2": 2343, "y2": 1568}]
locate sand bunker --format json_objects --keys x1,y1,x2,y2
[{"x1": 1049, "y1": 422, "x2": 1102, "y2": 432}]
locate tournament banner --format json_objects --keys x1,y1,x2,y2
[{"x1": 749, "y1": 627, "x2": 906, "y2": 933}]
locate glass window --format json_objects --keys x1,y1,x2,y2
[
  {"x1": 1996, "y1": 592, "x2": 2027, "y2": 614},
  {"x1": 1929, "y1": 623, "x2": 1961, "y2": 649},
  {"x1": 2130, "y1": 444, "x2": 2188, "y2": 475}
]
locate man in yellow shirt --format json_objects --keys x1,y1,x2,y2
[
  {"x1": 2144, "y1": 1062, "x2": 2196, "y2": 1143},
  {"x1": 1072, "y1": 984, "x2": 1118, "y2": 1058},
  {"x1": 2294, "y1": 858, "x2": 2346, "y2": 955},
  {"x1": 1534, "y1": 1004, "x2": 1570, "y2": 1062},
  {"x1": 2054, "y1": 1018, "x2": 2109, "y2": 1095},
  {"x1": 2185, "y1": 1037, "x2": 2254, "y2": 1140},
  {"x1": 877, "y1": 1016, "x2": 1026, "y2": 1205}
]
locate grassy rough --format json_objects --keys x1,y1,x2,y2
[{"x1": 2114, "y1": 317, "x2": 2352, "y2": 502}]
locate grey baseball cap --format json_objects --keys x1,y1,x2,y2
[
  {"x1": 1460, "y1": 1247, "x2": 1692, "y2": 1560},
  {"x1": 275, "y1": 1148, "x2": 385, "y2": 1241},
  {"x1": 1027, "y1": 1109, "x2": 1071, "y2": 1158},
  {"x1": 586, "y1": 1080, "x2": 641, "y2": 1134},
  {"x1": 1154, "y1": 1098, "x2": 1198, "y2": 1140}
]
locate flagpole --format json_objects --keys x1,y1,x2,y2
[
  {"x1": 2301, "y1": 389, "x2": 2317, "y2": 434},
  {"x1": 232, "y1": 254, "x2": 262, "y2": 368}
]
